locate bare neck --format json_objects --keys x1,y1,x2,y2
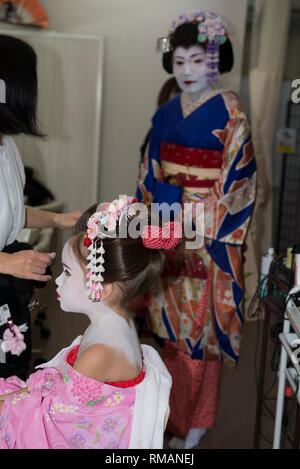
[{"x1": 187, "y1": 85, "x2": 213, "y2": 102}]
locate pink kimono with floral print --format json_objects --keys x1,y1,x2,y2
[{"x1": 0, "y1": 338, "x2": 171, "y2": 449}]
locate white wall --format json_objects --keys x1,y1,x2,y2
[{"x1": 39, "y1": 0, "x2": 248, "y2": 204}]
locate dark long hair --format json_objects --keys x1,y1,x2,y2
[
  {"x1": 0, "y1": 35, "x2": 44, "y2": 137},
  {"x1": 163, "y1": 22, "x2": 234, "y2": 75},
  {"x1": 71, "y1": 204, "x2": 166, "y2": 305},
  {"x1": 157, "y1": 77, "x2": 181, "y2": 107}
]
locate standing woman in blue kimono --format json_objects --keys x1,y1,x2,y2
[{"x1": 136, "y1": 11, "x2": 256, "y2": 448}]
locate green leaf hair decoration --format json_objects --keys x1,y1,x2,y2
[{"x1": 198, "y1": 33, "x2": 207, "y2": 43}]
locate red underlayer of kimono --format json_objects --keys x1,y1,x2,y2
[
  {"x1": 136, "y1": 90, "x2": 257, "y2": 436},
  {"x1": 66, "y1": 346, "x2": 146, "y2": 388}
]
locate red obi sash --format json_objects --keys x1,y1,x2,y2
[
  {"x1": 66, "y1": 345, "x2": 145, "y2": 388},
  {"x1": 160, "y1": 142, "x2": 222, "y2": 188},
  {"x1": 159, "y1": 143, "x2": 220, "y2": 278}
]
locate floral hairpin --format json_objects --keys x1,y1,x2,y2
[
  {"x1": 197, "y1": 12, "x2": 229, "y2": 84},
  {"x1": 168, "y1": 10, "x2": 206, "y2": 35},
  {"x1": 84, "y1": 196, "x2": 138, "y2": 302}
]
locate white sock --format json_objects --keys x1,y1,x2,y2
[
  {"x1": 168, "y1": 436, "x2": 185, "y2": 449},
  {"x1": 184, "y1": 428, "x2": 207, "y2": 449}
]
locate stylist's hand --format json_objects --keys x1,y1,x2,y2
[
  {"x1": 54, "y1": 211, "x2": 83, "y2": 230},
  {"x1": 3, "y1": 250, "x2": 56, "y2": 282}
]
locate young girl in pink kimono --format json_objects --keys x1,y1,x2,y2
[{"x1": 0, "y1": 196, "x2": 178, "y2": 449}]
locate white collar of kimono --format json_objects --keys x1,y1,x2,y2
[{"x1": 173, "y1": 45, "x2": 212, "y2": 101}]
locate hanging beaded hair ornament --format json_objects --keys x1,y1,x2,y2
[
  {"x1": 83, "y1": 195, "x2": 182, "y2": 302},
  {"x1": 157, "y1": 10, "x2": 229, "y2": 84},
  {"x1": 1, "y1": 316, "x2": 28, "y2": 356}
]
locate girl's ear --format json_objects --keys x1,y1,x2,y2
[{"x1": 101, "y1": 283, "x2": 113, "y2": 301}]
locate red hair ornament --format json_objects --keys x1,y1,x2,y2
[{"x1": 142, "y1": 221, "x2": 182, "y2": 250}]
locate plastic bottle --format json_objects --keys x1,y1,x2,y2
[
  {"x1": 259, "y1": 247, "x2": 275, "y2": 297},
  {"x1": 293, "y1": 246, "x2": 300, "y2": 286}
]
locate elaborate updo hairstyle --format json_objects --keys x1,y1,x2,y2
[
  {"x1": 71, "y1": 204, "x2": 166, "y2": 305},
  {"x1": 163, "y1": 22, "x2": 234, "y2": 75}
]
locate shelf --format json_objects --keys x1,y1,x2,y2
[
  {"x1": 285, "y1": 368, "x2": 300, "y2": 405},
  {"x1": 279, "y1": 332, "x2": 300, "y2": 375},
  {"x1": 254, "y1": 266, "x2": 300, "y2": 449},
  {"x1": 287, "y1": 303, "x2": 300, "y2": 338}
]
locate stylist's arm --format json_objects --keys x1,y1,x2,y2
[
  {"x1": 0, "y1": 208, "x2": 82, "y2": 282},
  {"x1": 25, "y1": 207, "x2": 82, "y2": 231}
]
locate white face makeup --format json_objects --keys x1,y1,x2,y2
[
  {"x1": 173, "y1": 45, "x2": 210, "y2": 97},
  {"x1": 55, "y1": 240, "x2": 142, "y2": 369},
  {"x1": 55, "y1": 241, "x2": 90, "y2": 314}
]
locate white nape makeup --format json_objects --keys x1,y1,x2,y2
[
  {"x1": 173, "y1": 45, "x2": 212, "y2": 100},
  {"x1": 55, "y1": 241, "x2": 142, "y2": 369}
]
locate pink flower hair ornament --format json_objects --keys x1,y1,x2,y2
[{"x1": 84, "y1": 196, "x2": 182, "y2": 302}]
